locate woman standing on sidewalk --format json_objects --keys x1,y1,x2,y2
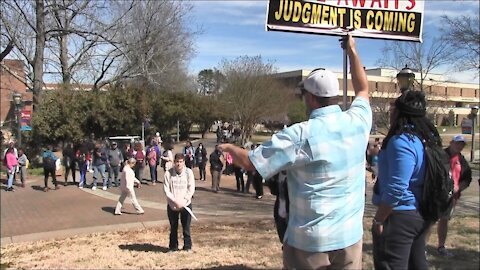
[
  {"x1": 4, "y1": 148, "x2": 18, "y2": 191},
  {"x1": 147, "y1": 144, "x2": 158, "y2": 185},
  {"x1": 115, "y1": 158, "x2": 144, "y2": 215},
  {"x1": 17, "y1": 148, "x2": 29, "y2": 188},
  {"x1": 195, "y1": 142, "x2": 207, "y2": 181}
]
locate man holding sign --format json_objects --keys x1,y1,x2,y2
[{"x1": 219, "y1": 34, "x2": 371, "y2": 269}]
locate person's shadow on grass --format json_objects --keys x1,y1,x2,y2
[
  {"x1": 118, "y1": 243, "x2": 169, "y2": 253},
  {"x1": 203, "y1": 265, "x2": 254, "y2": 269}
]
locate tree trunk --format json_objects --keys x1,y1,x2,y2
[
  {"x1": 32, "y1": 0, "x2": 46, "y2": 111},
  {"x1": 60, "y1": 35, "x2": 71, "y2": 87}
]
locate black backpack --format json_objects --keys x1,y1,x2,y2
[
  {"x1": 43, "y1": 155, "x2": 56, "y2": 170},
  {"x1": 419, "y1": 143, "x2": 454, "y2": 222}
]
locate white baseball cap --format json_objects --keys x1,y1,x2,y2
[
  {"x1": 452, "y1": 135, "x2": 466, "y2": 143},
  {"x1": 299, "y1": 68, "x2": 339, "y2": 97}
]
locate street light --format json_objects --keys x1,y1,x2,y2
[
  {"x1": 12, "y1": 92, "x2": 23, "y2": 147},
  {"x1": 470, "y1": 105, "x2": 479, "y2": 162},
  {"x1": 396, "y1": 65, "x2": 415, "y2": 93}
]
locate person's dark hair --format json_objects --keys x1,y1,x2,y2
[
  {"x1": 382, "y1": 90, "x2": 441, "y2": 150},
  {"x1": 314, "y1": 96, "x2": 339, "y2": 107},
  {"x1": 174, "y1": 153, "x2": 185, "y2": 161}
]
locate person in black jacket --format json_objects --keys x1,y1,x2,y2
[
  {"x1": 62, "y1": 142, "x2": 76, "y2": 186},
  {"x1": 430, "y1": 135, "x2": 472, "y2": 257},
  {"x1": 195, "y1": 142, "x2": 208, "y2": 181},
  {"x1": 209, "y1": 145, "x2": 223, "y2": 193}
]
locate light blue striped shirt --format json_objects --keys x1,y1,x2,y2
[{"x1": 249, "y1": 97, "x2": 372, "y2": 252}]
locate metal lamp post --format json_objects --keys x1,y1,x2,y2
[
  {"x1": 12, "y1": 92, "x2": 23, "y2": 147},
  {"x1": 396, "y1": 65, "x2": 415, "y2": 93},
  {"x1": 470, "y1": 106, "x2": 479, "y2": 162}
]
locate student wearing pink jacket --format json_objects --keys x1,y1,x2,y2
[
  {"x1": 5, "y1": 148, "x2": 18, "y2": 192},
  {"x1": 114, "y1": 158, "x2": 144, "y2": 215}
]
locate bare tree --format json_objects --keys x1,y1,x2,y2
[
  {"x1": 376, "y1": 33, "x2": 454, "y2": 91},
  {"x1": 109, "y1": 0, "x2": 198, "y2": 90},
  {"x1": 219, "y1": 55, "x2": 293, "y2": 145},
  {"x1": 1, "y1": 0, "x2": 45, "y2": 109},
  {"x1": 441, "y1": 14, "x2": 480, "y2": 76},
  {"x1": 44, "y1": 0, "x2": 108, "y2": 87}
]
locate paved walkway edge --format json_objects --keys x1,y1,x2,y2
[{"x1": 1, "y1": 220, "x2": 168, "y2": 247}]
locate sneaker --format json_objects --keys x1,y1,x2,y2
[
  {"x1": 114, "y1": 212, "x2": 122, "y2": 215},
  {"x1": 55, "y1": 185, "x2": 60, "y2": 190},
  {"x1": 256, "y1": 195, "x2": 263, "y2": 199},
  {"x1": 167, "y1": 248, "x2": 179, "y2": 253},
  {"x1": 79, "y1": 185, "x2": 84, "y2": 189},
  {"x1": 43, "y1": 187, "x2": 49, "y2": 192},
  {"x1": 102, "y1": 186, "x2": 107, "y2": 191},
  {"x1": 88, "y1": 169, "x2": 94, "y2": 173},
  {"x1": 63, "y1": 182, "x2": 68, "y2": 186},
  {"x1": 91, "y1": 186, "x2": 97, "y2": 191},
  {"x1": 136, "y1": 211, "x2": 145, "y2": 215},
  {"x1": 182, "y1": 247, "x2": 192, "y2": 253},
  {"x1": 437, "y1": 246, "x2": 454, "y2": 257},
  {"x1": 7, "y1": 187, "x2": 14, "y2": 192}
]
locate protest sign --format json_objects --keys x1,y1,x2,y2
[{"x1": 266, "y1": 0, "x2": 424, "y2": 42}]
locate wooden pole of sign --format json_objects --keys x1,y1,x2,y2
[{"x1": 343, "y1": 43, "x2": 348, "y2": 110}]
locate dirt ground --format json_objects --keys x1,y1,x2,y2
[{"x1": 1, "y1": 217, "x2": 479, "y2": 269}]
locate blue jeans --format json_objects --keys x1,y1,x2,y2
[
  {"x1": 93, "y1": 164, "x2": 106, "y2": 187},
  {"x1": 109, "y1": 165, "x2": 121, "y2": 186},
  {"x1": 7, "y1": 166, "x2": 17, "y2": 188},
  {"x1": 149, "y1": 165, "x2": 157, "y2": 183}
]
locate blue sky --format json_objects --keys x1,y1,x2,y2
[{"x1": 188, "y1": 0, "x2": 479, "y2": 83}]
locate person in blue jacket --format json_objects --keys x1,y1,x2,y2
[
  {"x1": 43, "y1": 145, "x2": 59, "y2": 191},
  {"x1": 372, "y1": 90, "x2": 441, "y2": 269}
]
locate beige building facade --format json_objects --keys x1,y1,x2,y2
[{"x1": 275, "y1": 68, "x2": 479, "y2": 126}]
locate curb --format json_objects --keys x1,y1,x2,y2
[{"x1": 0, "y1": 220, "x2": 167, "y2": 247}]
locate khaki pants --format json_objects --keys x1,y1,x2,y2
[
  {"x1": 211, "y1": 170, "x2": 221, "y2": 191},
  {"x1": 115, "y1": 190, "x2": 144, "y2": 214},
  {"x1": 283, "y1": 240, "x2": 362, "y2": 270}
]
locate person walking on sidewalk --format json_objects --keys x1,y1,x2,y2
[
  {"x1": 219, "y1": 34, "x2": 371, "y2": 269},
  {"x1": 4, "y1": 148, "x2": 18, "y2": 192},
  {"x1": 115, "y1": 158, "x2": 144, "y2": 215},
  {"x1": 164, "y1": 153, "x2": 195, "y2": 252},
  {"x1": 43, "y1": 145, "x2": 59, "y2": 191}
]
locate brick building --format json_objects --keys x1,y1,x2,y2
[{"x1": 0, "y1": 59, "x2": 33, "y2": 141}]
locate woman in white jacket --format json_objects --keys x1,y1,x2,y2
[{"x1": 115, "y1": 158, "x2": 144, "y2": 215}]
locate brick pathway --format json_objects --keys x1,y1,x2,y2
[{"x1": 1, "y1": 134, "x2": 478, "y2": 245}]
